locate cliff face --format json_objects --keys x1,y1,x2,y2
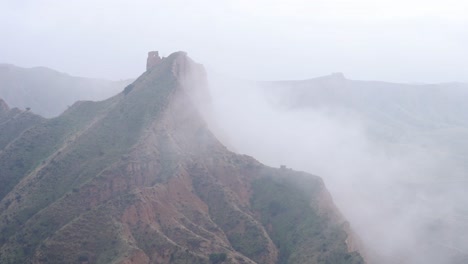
[{"x1": 0, "y1": 52, "x2": 363, "y2": 264}]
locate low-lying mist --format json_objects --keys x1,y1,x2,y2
[{"x1": 201, "y1": 74, "x2": 468, "y2": 264}]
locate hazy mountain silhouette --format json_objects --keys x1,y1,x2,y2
[{"x1": 0, "y1": 64, "x2": 132, "y2": 117}]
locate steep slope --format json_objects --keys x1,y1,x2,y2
[
  {"x1": 0, "y1": 52, "x2": 363, "y2": 264},
  {"x1": 0, "y1": 64, "x2": 132, "y2": 117},
  {"x1": 0, "y1": 98, "x2": 44, "y2": 150},
  {"x1": 0, "y1": 99, "x2": 45, "y2": 197}
]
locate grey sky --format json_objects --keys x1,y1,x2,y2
[{"x1": 1, "y1": 0, "x2": 467, "y2": 83}]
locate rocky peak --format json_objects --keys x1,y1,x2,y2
[
  {"x1": 331, "y1": 72, "x2": 346, "y2": 80},
  {"x1": 146, "y1": 51, "x2": 162, "y2": 71},
  {"x1": 142, "y1": 51, "x2": 210, "y2": 107}
]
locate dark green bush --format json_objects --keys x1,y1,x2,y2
[
  {"x1": 209, "y1": 253, "x2": 227, "y2": 264},
  {"x1": 78, "y1": 254, "x2": 89, "y2": 262},
  {"x1": 123, "y1": 84, "x2": 134, "y2": 95}
]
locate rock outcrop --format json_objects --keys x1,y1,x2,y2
[{"x1": 146, "y1": 51, "x2": 162, "y2": 71}]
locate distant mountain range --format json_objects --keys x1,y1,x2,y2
[
  {"x1": 0, "y1": 63, "x2": 132, "y2": 117},
  {"x1": 267, "y1": 73, "x2": 468, "y2": 150}
]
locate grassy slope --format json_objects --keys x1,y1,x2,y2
[
  {"x1": 251, "y1": 170, "x2": 364, "y2": 264},
  {"x1": 0, "y1": 55, "x2": 179, "y2": 263}
]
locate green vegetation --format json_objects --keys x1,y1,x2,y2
[
  {"x1": 228, "y1": 224, "x2": 267, "y2": 257},
  {"x1": 0, "y1": 110, "x2": 43, "y2": 150},
  {"x1": 193, "y1": 175, "x2": 270, "y2": 263},
  {"x1": 209, "y1": 253, "x2": 227, "y2": 264},
  {"x1": 123, "y1": 84, "x2": 134, "y2": 95},
  {"x1": 0, "y1": 53, "x2": 365, "y2": 264},
  {"x1": 251, "y1": 174, "x2": 364, "y2": 264},
  {"x1": 0, "y1": 55, "x2": 181, "y2": 263}
]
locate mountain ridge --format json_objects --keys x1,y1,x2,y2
[{"x1": 0, "y1": 52, "x2": 364, "y2": 264}]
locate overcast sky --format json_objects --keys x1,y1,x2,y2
[{"x1": 1, "y1": 0, "x2": 467, "y2": 83}]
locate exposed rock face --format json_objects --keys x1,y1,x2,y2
[
  {"x1": 0, "y1": 52, "x2": 363, "y2": 264},
  {"x1": 146, "y1": 51, "x2": 162, "y2": 71}
]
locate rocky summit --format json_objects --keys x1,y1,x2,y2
[{"x1": 0, "y1": 52, "x2": 364, "y2": 264}]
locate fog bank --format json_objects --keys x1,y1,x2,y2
[{"x1": 204, "y1": 75, "x2": 468, "y2": 263}]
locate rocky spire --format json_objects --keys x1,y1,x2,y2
[{"x1": 146, "y1": 51, "x2": 162, "y2": 71}]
